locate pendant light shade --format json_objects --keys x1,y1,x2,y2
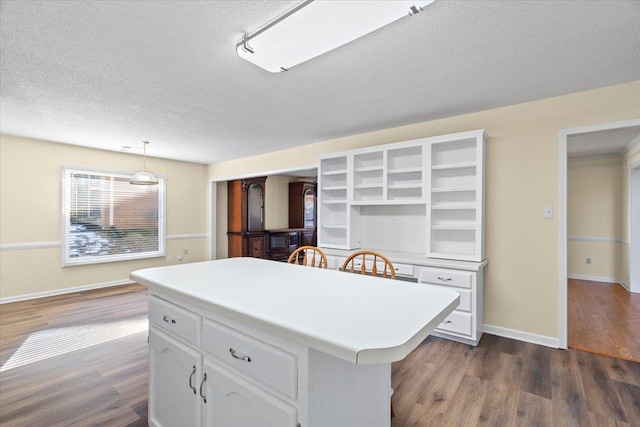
[{"x1": 130, "y1": 141, "x2": 158, "y2": 185}]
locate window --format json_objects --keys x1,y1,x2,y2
[{"x1": 62, "y1": 167, "x2": 165, "y2": 266}]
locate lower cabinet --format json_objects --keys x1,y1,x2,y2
[
  {"x1": 148, "y1": 295, "x2": 303, "y2": 427},
  {"x1": 148, "y1": 329, "x2": 202, "y2": 427},
  {"x1": 417, "y1": 266, "x2": 484, "y2": 346},
  {"x1": 322, "y1": 248, "x2": 486, "y2": 346}
]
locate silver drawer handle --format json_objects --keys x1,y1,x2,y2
[
  {"x1": 437, "y1": 276, "x2": 452, "y2": 281},
  {"x1": 162, "y1": 315, "x2": 176, "y2": 324},
  {"x1": 443, "y1": 320, "x2": 452, "y2": 324},
  {"x1": 199, "y1": 373, "x2": 207, "y2": 403},
  {"x1": 229, "y1": 348, "x2": 252, "y2": 362},
  {"x1": 188, "y1": 365, "x2": 196, "y2": 394}
]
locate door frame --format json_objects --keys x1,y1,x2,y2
[
  {"x1": 630, "y1": 159, "x2": 640, "y2": 293},
  {"x1": 557, "y1": 118, "x2": 640, "y2": 349}
]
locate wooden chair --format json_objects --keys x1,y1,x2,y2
[
  {"x1": 340, "y1": 249, "x2": 396, "y2": 417},
  {"x1": 340, "y1": 250, "x2": 396, "y2": 279},
  {"x1": 287, "y1": 246, "x2": 328, "y2": 268}
]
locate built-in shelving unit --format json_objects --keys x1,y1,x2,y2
[
  {"x1": 318, "y1": 155, "x2": 361, "y2": 249},
  {"x1": 426, "y1": 132, "x2": 485, "y2": 262},
  {"x1": 319, "y1": 129, "x2": 485, "y2": 259},
  {"x1": 318, "y1": 129, "x2": 487, "y2": 345}
]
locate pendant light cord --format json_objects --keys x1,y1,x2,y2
[{"x1": 142, "y1": 141, "x2": 149, "y2": 171}]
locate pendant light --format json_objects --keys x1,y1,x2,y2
[{"x1": 130, "y1": 141, "x2": 159, "y2": 185}]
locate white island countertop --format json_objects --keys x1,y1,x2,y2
[{"x1": 131, "y1": 257, "x2": 459, "y2": 365}]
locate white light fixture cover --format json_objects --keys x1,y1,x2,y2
[
  {"x1": 237, "y1": 0, "x2": 435, "y2": 73},
  {"x1": 130, "y1": 141, "x2": 159, "y2": 185}
]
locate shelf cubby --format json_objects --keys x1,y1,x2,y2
[
  {"x1": 431, "y1": 138, "x2": 476, "y2": 166},
  {"x1": 354, "y1": 186, "x2": 384, "y2": 202},
  {"x1": 388, "y1": 146, "x2": 422, "y2": 170},
  {"x1": 354, "y1": 151, "x2": 383, "y2": 169}
]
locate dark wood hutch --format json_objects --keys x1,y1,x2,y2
[{"x1": 227, "y1": 177, "x2": 267, "y2": 258}]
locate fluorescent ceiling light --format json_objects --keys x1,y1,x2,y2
[{"x1": 237, "y1": 0, "x2": 434, "y2": 73}]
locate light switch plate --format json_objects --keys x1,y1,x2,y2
[{"x1": 544, "y1": 207, "x2": 554, "y2": 219}]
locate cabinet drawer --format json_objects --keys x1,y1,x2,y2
[
  {"x1": 148, "y1": 296, "x2": 201, "y2": 346},
  {"x1": 419, "y1": 267, "x2": 472, "y2": 289},
  {"x1": 202, "y1": 319, "x2": 298, "y2": 399},
  {"x1": 343, "y1": 259, "x2": 414, "y2": 278},
  {"x1": 424, "y1": 285, "x2": 472, "y2": 312},
  {"x1": 392, "y1": 262, "x2": 415, "y2": 278},
  {"x1": 436, "y1": 311, "x2": 473, "y2": 336}
]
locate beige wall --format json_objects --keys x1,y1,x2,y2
[
  {"x1": 0, "y1": 135, "x2": 209, "y2": 299},
  {"x1": 264, "y1": 175, "x2": 296, "y2": 230},
  {"x1": 208, "y1": 80, "x2": 640, "y2": 339},
  {"x1": 567, "y1": 156, "x2": 623, "y2": 281}
]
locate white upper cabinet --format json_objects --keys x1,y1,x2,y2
[
  {"x1": 426, "y1": 130, "x2": 485, "y2": 262},
  {"x1": 318, "y1": 129, "x2": 486, "y2": 261}
]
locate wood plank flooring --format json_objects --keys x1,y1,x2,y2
[
  {"x1": 1, "y1": 284, "x2": 638, "y2": 426},
  {"x1": 0, "y1": 284, "x2": 149, "y2": 427},
  {"x1": 568, "y1": 279, "x2": 640, "y2": 363}
]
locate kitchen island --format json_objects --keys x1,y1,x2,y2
[{"x1": 131, "y1": 257, "x2": 459, "y2": 427}]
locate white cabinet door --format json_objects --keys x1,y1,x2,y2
[
  {"x1": 149, "y1": 328, "x2": 202, "y2": 427},
  {"x1": 202, "y1": 359, "x2": 298, "y2": 427}
]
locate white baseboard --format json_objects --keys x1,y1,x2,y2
[
  {"x1": 0, "y1": 279, "x2": 135, "y2": 304},
  {"x1": 617, "y1": 280, "x2": 630, "y2": 291},
  {"x1": 568, "y1": 274, "x2": 618, "y2": 284},
  {"x1": 483, "y1": 324, "x2": 559, "y2": 349},
  {"x1": 568, "y1": 274, "x2": 630, "y2": 291}
]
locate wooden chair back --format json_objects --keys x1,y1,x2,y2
[
  {"x1": 287, "y1": 246, "x2": 328, "y2": 268},
  {"x1": 340, "y1": 250, "x2": 396, "y2": 279}
]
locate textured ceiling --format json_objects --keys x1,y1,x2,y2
[
  {"x1": 1, "y1": 1, "x2": 640, "y2": 165},
  {"x1": 568, "y1": 126, "x2": 640, "y2": 159}
]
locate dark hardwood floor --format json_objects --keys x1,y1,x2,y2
[
  {"x1": 1, "y1": 284, "x2": 638, "y2": 426},
  {"x1": 568, "y1": 279, "x2": 640, "y2": 363}
]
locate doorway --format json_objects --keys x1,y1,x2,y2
[{"x1": 558, "y1": 118, "x2": 640, "y2": 358}]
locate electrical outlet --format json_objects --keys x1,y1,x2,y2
[
  {"x1": 586, "y1": 257, "x2": 591, "y2": 264},
  {"x1": 543, "y1": 207, "x2": 554, "y2": 219},
  {"x1": 183, "y1": 249, "x2": 188, "y2": 255},
  {"x1": 166, "y1": 255, "x2": 172, "y2": 262},
  {"x1": 178, "y1": 254, "x2": 183, "y2": 261}
]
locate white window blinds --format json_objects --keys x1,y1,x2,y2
[{"x1": 62, "y1": 167, "x2": 165, "y2": 266}]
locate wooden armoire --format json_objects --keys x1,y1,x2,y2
[{"x1": 227, "y1": 177, "x2": 267, "y2": 258}]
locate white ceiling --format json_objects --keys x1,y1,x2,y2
[
  {"x1": 1, "y1": 1, "x2": 639, "y2": 165},
  {"x1": 568, "y1": 126, "x2": 640, "y2": 159}
]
